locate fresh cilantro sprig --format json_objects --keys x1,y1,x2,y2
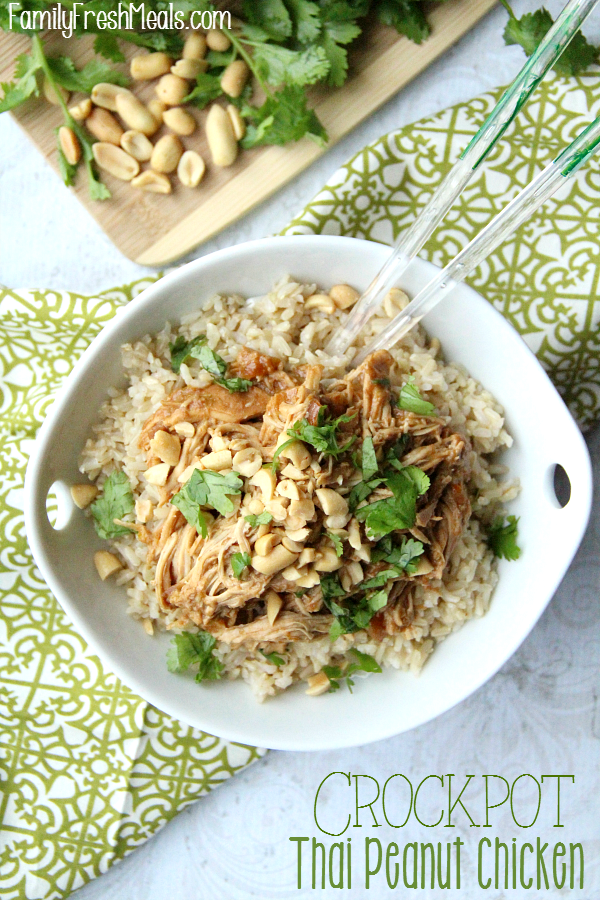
[
  {"x1": 321, "y1": 572, "x2": 389, "y2": 640},
  {"x1": 355, "y1": 466, "x2": 429, "y2": 540},
  {"x1": 244, "y1": 511, "x2": 274, "y2": 527},
  {"x1": 487, "y1": 514, "x2": 521, "y2": 561},
  {"x1": 90, "y1": 471, "x2": 135, "y2": 540},
  {"x1": 169, "y1": 334, "x2": 207, "y2": 374},
  {"x1": 287, "y1": 408, "x2": 356, "y2": 458},
  {"x1": 398, "y1": 376, "x2": 436, "y2": 416},
  {"x1": 231, "y1": 551, "x2": 252, "y2": 579},
  {"x1": 326, "y1": 531, "x2": 344, "y2": 557},
  {"x1": 171, "y1": 468, "x2": 243, "y2": 537},
  {"x1": 371, "y1": 534, "x2": 424, "y2": 574},
  {"x1": 260, "y1": 648, "x2": 285, "y2": 666},
  {"x1": 323, "y1": 648, "x2": 382, "y2": 692},
  {"x1": 500, "y1": 0, "x2": 598, "y2": 75},
  {"x1": 168, "y1": 333, "x2": 252, "y2": 392},
  {"x1": 361, "y1": 436, "x2": 379, "y2": 480},
  {"x1": 166, "y1": 632, "x2": 224, "y2": 684}
]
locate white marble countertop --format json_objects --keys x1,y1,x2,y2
[{"x1": 2, "y1": 1, "x2": 599, "y2": 896}]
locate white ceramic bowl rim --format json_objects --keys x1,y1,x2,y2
[{"x1": 24, "y1": 236, "x2": 593, "y2": 750}]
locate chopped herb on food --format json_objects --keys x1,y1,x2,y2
[
  {"x1": 260, "y1": 649, "x2": 285, "y2": 666},
  {"x1": 487, "y1": 514, "x2": 521, "y2": 561},
  {"x1": 231, "y1": 551, "x2": 252, "y2": 579},
  {"x1": 189, "y1": 343, "x2": 253, "y2": 393},
  {"x1": 348, "y1": 476, "x2": 384, "y2": 512},
  {"x1": 326, "y1": 531, "x2": 344, "y2": 557},
  {"x1": 244, "y1": 511, "x2": 274, "y2": 527},
  {"x1": 166, "y1": 632, "x2": 224, "y2": 683},
  {"x1": 171, "y1": 468, "x2": 243, "y2": 538},
  {"x1": 398, "y1": 376, "x2": 436, "y2": 416},
  {"x1": 323, "y1": 649, "x2": 382, "y2": 692},
  {"x1": 169, "y1": 334, "x2": 207, "y2": 374},
  {"x1": 355, "y1": 467, "x2": 428, "y2": 540},
  {"x1": 371, "y1": 535, "x2": 424, "y2": 574},
  {"x1": 361, "y1": 436, "x2": 379, "y2": 480},
  {"x1": 90, "y1": 471, "x2": 135, "y2": 540},
  {"x1": 321, "y1": 573, "x2": 389, "y2": 640},
  {"x1": 288, "y1": 408, "x2": 356, "y2": 458},
  {"x1": 269, "y1": 437, "x2": 297, "y2": 473}
]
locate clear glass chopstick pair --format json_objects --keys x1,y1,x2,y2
[
  {"x1": 326, "y1": 0, "x2": 600, "y2": 357},
  {"x1": 352, "y1": 113, "x2": 600, "y2": 364}
]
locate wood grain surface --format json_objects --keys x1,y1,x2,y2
[{"x1": 0, "y1": 0, "x2": 496, "y2": 266}]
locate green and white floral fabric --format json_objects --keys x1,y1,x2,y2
[
  {"x1": 284, "y1": 69, "x2": 600, "y2": 429},
  {"x1": 0, "y1": 280, "x2": 265, "y2": 900},
  {"x1": 2, "y1": 68, "x2": 600, "y2": 900}
]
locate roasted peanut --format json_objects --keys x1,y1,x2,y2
[
  {"x1": 183, "y1": 30, "x2": 207, "y2": 60},
  {"x1": 155, "y1": 73, "x2": 189, "y2": 106},
  {"x1": 115, "y1": 92, "x2": 159, "y2": 136},
  {"x1": 315, "y1": 488, "x2": 348, "y2": 518},
  {"x1": 205, "y1": 104, "x2": 238, "y2": 167},
  {"x1": 251, "y1": 545, "x2": 298, "y2": 576},
  {"x1": 94, "y1": 550, "x2": 122, "y2": 581},
  {"x1": 58, "y1": 126, "x2": 81, "y2": 165},
  {"x1": 173, "y1": 421, "x2": 195, "y2": 438},
  {"x1": 276, "y1": 479, "x2": 301, "y2": 501},
  {"x1": 151, "y1": 134, "x2": 184, "y2": 173},
  {"x1": 278, "y1": 441, "x2": 311, "y2": 470},
  {"x1": 383, "y1": 287, "x2": 409, "y2": 316},
  {"x1": 163, "y1": 106, "x2": 196, "y2": 136},
  {"x1": 150, "y1": 430, "x2": 181, "y2": 465},
  {"x1": 120, "y1": 130, "x2": 153, "y2": 161},
  {"x1": 330, "y1": 283, "x2": 360, "y2": 310},
  {"x1": 136, "y1": 497, "x2": 152, "y2": 523},
  {"x1": 232, "y1": 447, "x2": 262, "y2": 478},
  {"x1": 206, "y1": 28, "x2": 231, "y2": 51},
  {"x1": 92, "y1": 142, "x2": 139, "y2": 180},
  {"x1": 177, "y1": 150, "x2": 206, "y2": 188},
  {"x1": 91, "y1": 82, "x2": 130, "y2": 111},
  {"x1": 249, "y1": 468, "x2": 276, "y2": 502},
  {"x1": 220, "y1": 60, "x2": 250, "y2": 98},
  {"x1": 295, "y1": 569, "x2": 321, "y2": 589},
  {"x1": 86, "y1": 108, "x2": 124, "y2": 145},
  {"x1": 70, "y1": 484, "x2": 98, "y2": 509},
  {"x1": 255, "y1": 533, "x2": 280, "y2": 556},
  {"x1": 145, "y1": 462, "x2": 170, "y2": 485},
  {"x1": 201, "y1": 449, "x2": 233, "y2": 471},
  {"x1": 266, "y1": 591, "x2": 283, "y2": 625},
  {"x1": 226, "y1": 104, "x2": 246, "y2": 140},
  {"x1": 305, "y1": 293, "x2": 336, "y2": 313},
  {"x1": 68, "y1": 97, "x2": 92, "y2": 121},
  {"x1": 131, "y1": 52, "x2": 172, "y2": 80},
  {"x1": 147, "y1": 98, "x2": 166, "y2": 126},
  {"x1": 305, "y1": 672, "x2": 330, "y2": 696},
  {"x1": 171, "y1": 58, "x2": 207, "y2": 79},
  {"x1": 43, "y1": 76, "x2": 69, "y2": 106},
  {"x1": 130, "y1": 169, "x2": 165, "y2": 195},
  {"x1": 315, "y1": 546, "x2": 343, "y2": 572}
]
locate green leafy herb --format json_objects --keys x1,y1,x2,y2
[
  {"x1": 90, "y1": 471, "x2": 134, "y2": 540},
  {"x1": 231, "y1": 551, "x2": 252, "y2": 579},
  {"x1": 398, "y1": 376, "x2": 436, "y2": 416},
  {"x1": 244, "y1": 511, "x2": 274, "y2": 527},
  {"x1": 241, "y1": 85, "x2": 328, "y2": 148},
  {"x1": 326, "y1": 531, "x2": 344, "y2": 557},
  {"x1": 94, "y1": 33, "x2": 126, "y2": 63},
  {"x1": 371, "y1": 535, "x2": 424, "y2": 574},
  {"x1": 487, "y1": 514, "x2": 521, "y2": 561},
  {"x1": 500, "y1": 0, "x2": 598, "y2": 75},
  {"x1": 322, "y1": 664, "x2": 343, "y2": 691},
  {"x1": 184, "y1": 72, "x2": 224, "y2": 108},
  {"x1": 189, "y1": 343, "x2": 252, "y2": 393},
  {"x1": 361, "y1": 436, "x2": 378, "y2": 480},
  {"x1": 376, "y1": 0, "x2": 430, "y2": 44},
  {"x1": 0, "y1": 51, "x2": 41, "y2": 113},
  {"x1": 46, "y1": 55, "x2": 128, "y2": 93},
  {"x1": 268, "y1": 437, "x2": 297, "y2": 473},
  {"x1": 166, "y1": 632, "x2": 224, "y2": 683},
  {"x1": 348, "y1": 477, "x2": 384, "y2": 512},
  {"x1": 171, "y1": 468, "x2": 243, "y2": 537},
  {"x1": 321, "y1": 573, "x2": 389, "y2": 640},
  {"x1": 355, "y1": 467, "x2": 428, "y2": 540},
  {"x1": 348, "y1": 648, "x2": 382, "y2": 673},
  {"x1": 260, "y1": 648, "x2": 286, "y2": 666},
  {"x1": 287, "y1": 407, "x2": 356, "y2": 458},
  {"x1": 169, "y1": 334, "x2": 207, "y2": 374}
]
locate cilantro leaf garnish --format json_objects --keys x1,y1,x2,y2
[
  {"x1": 348, "y1": 477, "x2": 384, "y2": 512},
  {"x1": 371, "y1": 536, "x2": 425, "y2": 574},
  {"x1": 288, "y1": 408, "x2": 356, "y2": 458},
  {"x1": 169, "y1": 334, "x2": 207, "y2": 373},
  {"x1": 166, "y1": 632, "x2": 224, "y2": 683},
  {"x1": 348, "y1": 648, "x2": 382, "y2": 674},
  {"x1": 501, "y1": 1, "x2": 597, "y2": 75},
  {"x1": 241, "y1": 85, "x2": 328, "y2": 149},
  {"x1": 90, "y1": 471, "x2": 135, "y2": 540},
  {"x1": 189, "y1": 343, "x2": 253, "y2": 393},
  {"x1": 184, "y1": 72, "x2": 224, "y2": 108},
  {"x1": 398, "y1": 376, "x2": 436, "y2": 416},
  {"x1": 326, "y1": 531, "x2": 344, "y2": 557},
  {"x1": 361, "y1": 436, "x2": 379, "y2": 481},
  {"x1": 47, "y1": 55, "x2": 128, "y2": 93},
  {"x1": 321, "y1": 573, "x2": 389, "y2": 640},
  {"x1": 323, "y1": 648, "x2": 382, "y2": 693},
  {"x1": 487, "y1": 515, "x2": 521, "y2": 561},
  {"x1": 376, "y1": 0, "x2": 430, "y2": 44},
  {"x1": 260, "y1": 648, "x2": 286, "y2": 666},
  {"x1": 171, "y1": 468, "x2": 243, "y2": 537},
  {"x1": 244, "y1": 511, "x2": 274, "y2": 527},
  {"x1": 355, "y1": 467, "x2": 428, "y2": 540},
  {"x1": 0, "y1": 52, "x2": 41, "y2": 113},
  {"x1": 231, "y1": 551, "x2": 251, "y2": 579}
]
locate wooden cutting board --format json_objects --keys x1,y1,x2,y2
[{"x1": 1, "y1": 0, "x2": 496, "y2": 266}]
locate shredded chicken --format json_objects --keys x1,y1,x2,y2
[{"x1": 137, "y1": 344, "x2": 472, "y2": 648}]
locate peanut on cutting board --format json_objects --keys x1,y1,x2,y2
[{"x1": 49, "y1": 28, "x2": 252, "y2": 199}]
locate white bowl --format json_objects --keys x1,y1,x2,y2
[{"x1": 25, "y1": 236, "x2": 592, "y2": 750}]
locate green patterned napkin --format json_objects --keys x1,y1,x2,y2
[{"x1": 2, "y1": 68, "x2": 600, "y2": 900}]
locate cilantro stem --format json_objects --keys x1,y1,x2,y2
[{"x1": 223, "y1": 27, "x2": 270, "y2": 95}]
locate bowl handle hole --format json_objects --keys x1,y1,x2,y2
[
  {"x1": 549, "y1": 464, "x2": 571, "y2": 509},
  {"x1": 46, "y1": 481, "x2": 74, "y2": 531}
]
